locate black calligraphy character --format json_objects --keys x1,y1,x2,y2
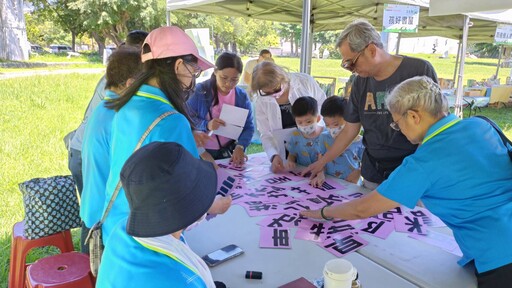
[
  {"x1": 317, "y1": 194, "x2": 345, "y2": 206},
  {"x1": 404, "y1": 216, "x2": 425, "y2": 234},
  {"x1": 265, "y1": 176, "x2": 292, "y2": 185},
  {"x1": 409, "y1": 210, "x2": 432, "y2": 226},
  {"x1": 361, "y1": 221, "x2": 385, "y2": 235},
  {"x1": 325, "y1": 235, "x2": 364, "y2": 255},
  {"x1": 272, "y1": 229, "x2": 290, "y2": 247},
  {"x1": 310, "y1": 223, "x2": 326, "y2": 240},
  {"x1": 267, "y1": 214, "x2": 297, "y2": 228},
  {"x1": 382, "y1": 207, "x2": 402, "y2": 220},
  {"x1": 315, "y1": 181, "x2": 336, "y2": 192},
  {"x1": 290, "y1": 186, "x2": 311, "y2": 195},
  {"x1": 327, "y1": 224, "x2": 355, "y2": 236},
  {"x1": 249, "y1": 203, "x2": 277, "y2": 212}
]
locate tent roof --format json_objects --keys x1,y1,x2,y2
[{"x1": 167, "y1": 0, "x2": 512, "y2": 43}]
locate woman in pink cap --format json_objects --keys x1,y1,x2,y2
[{"x1": 98, "y1": 26, "x2": 231, "y2": 247}]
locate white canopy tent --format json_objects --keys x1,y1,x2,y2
[
  {"x1": 430, "y1": 0, "x2": 512, "y2": 117},
  {"x1": 167, "y1": 0, "x2": 506, "y2": 74}
]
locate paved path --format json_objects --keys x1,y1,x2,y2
[{"x1": 0, "y1": 68, "x2": 104, "y2": 80}]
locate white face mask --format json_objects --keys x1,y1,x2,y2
[
  {"x1": 298, "y1": 123, "x2": 317, "y2": 135},
  {"x1": 327, "y1": 125, "x2": 344, "y2": 138}
]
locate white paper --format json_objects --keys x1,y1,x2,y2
[
  {"x1": 219, "y1": 105, "x2": 248, "y2": 127},
  {"x1": 272, "y1": 128, "x2": 297, "y2": 162},
  {"x1": 409, "y1": 230, "x2": 463, "y2": 257},
  {"x1": 211, "y1": 104, "x2": 249, "y2": 140},
  {"x1": 214, "y1": 124, "x2": 243, "y2": 140}
]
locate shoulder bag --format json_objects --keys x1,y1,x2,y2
[{"x1": 85, "y1": 110, "x2": 177, "y2": 276}]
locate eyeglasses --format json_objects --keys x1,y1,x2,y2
[
  {"x1": 389, "y1": 114, "x2": 404, "y2": 131},
  {"x1": 341, "y1": 43, "x2": 371, "y2": 72},
  {"x1": 183, "y1": 61, "x2": 202, "y2": 78},
  {"x1": 258, "y1": 85, "x2": 282, "y2": 97},
  {"x1": 390, "y1": 109, "x2": 417, "y2": 131},
  {"x1": 218, "y1": 75, "x2": 240, "y2": 86}
]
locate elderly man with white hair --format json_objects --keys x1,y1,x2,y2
[{"x1": 302, "y1": 76, "x2": 512, "y2": 288}]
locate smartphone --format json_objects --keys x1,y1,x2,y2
[{"x1": 202, "y1": 244, "x2": 244, "y2": 267}]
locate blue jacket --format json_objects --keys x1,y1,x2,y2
[
  {"x1": 81, "y1": 90, "x2": 118, "y2": 228},
  {"x1": 97, "y1": 219, "x2": 207, "y2": 288},
  {"x1": 187, "y1": 81, "x2": 254, "y2": 148},
  {"x1": 102, "y1": 85, "x2": 198, "y2": 244}
]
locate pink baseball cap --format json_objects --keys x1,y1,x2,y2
[{"x1": 141, "y1": 26, "x2": 214, "y2": 70}]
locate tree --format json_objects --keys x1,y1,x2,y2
[
  {"x1": 70, "y1": 0, "x2": 165, "y2": 55},
  {"x1": 470, "y1": 43, "x2": 501, "y2": 58},
  {"x1": 171, "y1": 11, "x2": 279, "y2": 55},
  {"x1": 275, "y1": 23, "x2": 301, "y2": 56},
  {"x1": 25, "y1": 12, "x2": 70, "y2": 47},
  {"x1": 314, "y1": 30, "x2": 341, "y2": 59},
  {"x1": 28, "y1": 0, "x2": 86, "y2": 51}
]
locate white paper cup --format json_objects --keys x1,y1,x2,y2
[{"x1": 323, "y1": 259, "x2": 357, "y2": 288}]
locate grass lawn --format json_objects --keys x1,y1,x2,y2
[{"x1": 0, "y1": 55, "x2": 511, "y2": 286}]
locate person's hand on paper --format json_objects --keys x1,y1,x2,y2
[
  {"x1": 309, "y1": 171, "x2": 325, "y2": 188},
  {"x1": 271, "y1": 155, "x2": 285, "y2": 173},
  {"x1": 207, "y1": 118, "x2": 226, "y2": 131},
  {"x1": 300, "y1": 208, "x2": 323, "y2": 220},
  {"x1": 301, "y1": 153, "x2": 326, "y2": 179},
  {"x1": 230, "y1": 145, "x2": 248, "y2": 167},
  {"x1": 193, "y1": 130, "x2": 212, "y2": 147},
  {"x1": 285, "y1": 159, "x2": 296, "y2": 171},
  {"x1": 208, "y1": 194, "x2": 232, "y2": 215}
]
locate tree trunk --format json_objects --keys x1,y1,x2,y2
[
  {"x1": 91, "y1": 31, "x2": 105, "y2": 59},
  {"x1": 0, "y1": 0, "x2": 29, "y2": 60},
  {"x1": 232, "y1": 42, "x2": 237, "y2": 54},
  {"x1": 290, "y1": 35, "x2": 294, "y2": 57},
  {"x1": 71, "y1": 31, "x2": 76, "y2": 51}
]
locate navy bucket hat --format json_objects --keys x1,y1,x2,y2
[{"x1": 120, "y1": 142, "x2": 217, "y2": 237}]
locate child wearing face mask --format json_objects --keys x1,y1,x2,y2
[
  {"x1": 286, "y1": 96, "x2": 327, "y2": 187},
  {"x1": 320, "y1": 96, "x2": 364, "y2": 184}
]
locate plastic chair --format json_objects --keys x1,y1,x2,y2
[
  {"x1": 8, "y1": 221, "x2": 75, "y2": 288},
  {"x1": 26, "y1": 252, "x2": 94, "y2": 288}
]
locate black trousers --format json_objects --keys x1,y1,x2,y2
[{"x1": 476, "y1": 262, "x2": 512, "y2": 288}]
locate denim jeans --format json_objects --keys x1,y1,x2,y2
[{"x1": 68, "y1": 148, "x2": 89, "y2": 253}]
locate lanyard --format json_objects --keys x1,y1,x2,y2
[
  {"x1": 136, "y1": 91, "x2": 173, "y2": 107},
  {"x1": 422, "y1": 118, "x2": 461, "y2": 145}
]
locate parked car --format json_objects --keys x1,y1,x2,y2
[
  {"x1": 30, "y1": 44, "x2": 46, "y2": 54},
  {"x1": 49, "y1": 44, "x2": 72, "y2": 53}
]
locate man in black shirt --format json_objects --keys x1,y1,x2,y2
[{"x1": 302, "y1": 19, "x2": 438, "y2": 189}]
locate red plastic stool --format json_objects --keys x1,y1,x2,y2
[
  {"x1": 8, "y1": 221, "x2": 75, "y2": 288},
  {"x1": 26, "y1": 252, "x2": 94, "y2": 288}
]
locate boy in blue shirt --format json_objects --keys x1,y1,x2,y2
[
  {"x1": 286, "y1": 96, "x2": 363, "y2": 187},
  {"x1": 320, "y1": 96, "x2": 364, "y2": 184}
]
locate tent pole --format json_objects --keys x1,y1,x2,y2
[
  {"x1": 455, "y1": 15, "x2": 470, "y2": 119},
  {"x1": 396, "y1": 33, "x2": 402, "y2": 55},
  {"x1": 453, "y1": 40, "x2": 461, "y2": 84},
  {"x1": 300, "y1": 0, "x2": 312, "y2": 74},
  {"x1": 166, "y1": 10, "x2": 171, "y2": 26},
  {"x1": 495, "y1": 45, "x2": 503, "y2": 79}
]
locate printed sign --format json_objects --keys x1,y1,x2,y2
[
  {"x1": 494, "y1": 24, "x2": 512, "y2": 45},
  {"x1": 383, "y1": 4, "x2": 420, "y2": 33}
]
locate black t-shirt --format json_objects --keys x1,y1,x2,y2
[
  {"x1": 345, "y1": 56, "x2": 438, "y2": 183},
  {"x1": 280, "y1": 103, "x2": 296, "y2": 129}
]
